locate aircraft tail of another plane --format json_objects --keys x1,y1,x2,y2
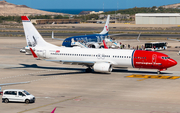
[
  {"x1": 21, "y1": 16, "x2": 57, "y2": 48},
  {"x1": 99, "y1": 15, "x2": 110, "y2": 35}
]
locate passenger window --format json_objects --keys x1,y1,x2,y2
[
  {"x1": 12, "y1": 91, "x2": 17, "y2": 95},
  {"x1": 18, "y1": 92, "x2": 25, "y2": 96},
  {"x1": 4, "y1": 91, "x2": 9, "y2": 95}
]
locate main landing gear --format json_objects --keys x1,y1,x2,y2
[{"x1": 85, "y1": 67, "x2": 92, "y2": 73}]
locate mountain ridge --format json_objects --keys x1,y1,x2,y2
[{"x1": 0, "y1": 1, "x2": 64, "y2": 16}]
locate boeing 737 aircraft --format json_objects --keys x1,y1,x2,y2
[
  {"x1": 53, "y1": 15, "x2": 121, "y2": 48},
  {"x1": 21, "y1": 16, "x2": 177, "y2": 74}
]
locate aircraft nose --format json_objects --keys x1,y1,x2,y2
[{"x1": 168, "y1": 58, "x2": 177, "y2": 67}]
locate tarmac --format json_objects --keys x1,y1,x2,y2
[{"x1": 0, "y1": 37, "x2": 180, "y2": 113}]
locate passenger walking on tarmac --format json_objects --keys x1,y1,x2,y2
[
  {"x1": 120, "y1": 45, "x2": 122, "y2": 49},
  {"x1": 141, "y1": 45, "x2": 144, "y2": 50},
  {"x1": 128, "y1": 44, "x2": 130, "y2": 49}
]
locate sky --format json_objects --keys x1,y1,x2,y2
[{"x1": 5, "y1": 0, "x2": 180, "y2": 9}]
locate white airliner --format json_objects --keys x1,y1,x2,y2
[
  {"x1": 167, "y1": 38, "x2": 180, "y2": 42},
  {"x1": 52, "y1": 15, "x2": 122, "y2": 48},
  {"x1": 21, "y1": 16, "x2": 177, "y2": 74}
]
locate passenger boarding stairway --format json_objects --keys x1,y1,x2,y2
[{"x1": 71, "y1": 38, "x2": 88, "y2": 48}]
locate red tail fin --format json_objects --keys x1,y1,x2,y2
[
  {"x1": 103, "y1": 40, "x2": 108, "y2": 49},
  {"x1": 21, "y1": 16, "x2": 30, "y2": 21},
  {"x1": 51, "y1": 107, "x2": 56, "y2": 113},
  {"x1": 30, "y1": 48, "x2": 38, "y2": 58}
]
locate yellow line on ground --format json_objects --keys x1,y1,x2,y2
[
  {"x1": 126, "y1": 74, "x2": 180, "y2": 80},
  {"x1": 137, "y1": 78, "x2": 149, "y2": 81},
  {"x1": 18, "y1": 96, "x2": 82, "y2": 113}
]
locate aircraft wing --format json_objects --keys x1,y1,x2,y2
[
  {"x1": 45, "y1": 59, "x2": 95, "y2": 66},
  {"x1": 108, "y1": 33, "x2": 127, "y2": 36},
  {"x1": 167, "y1": 38, "x2": 180, "y2": 42},
  {"x1": 0, "y1": 82, "x2": 30, "y2": 86},
  {"x1": 0, "y1": 82, "x2": 30, "y2": 93}
]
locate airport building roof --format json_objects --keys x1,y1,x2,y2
[{"x1": 136, "y1": 13, "x2": 180, "y2": 17}]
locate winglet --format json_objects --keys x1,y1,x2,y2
[
  {"x1": 137, "y1": 32, "x2": 141, "y2": 42},
  {"x1": 103, "y1": 40, "x2": 108, "y2": 49},
  {"x1": 30, "y1": 48, "x2": 38, "y2": 58},
  {"x1": 52, "y1": 31, "x2": 54, "y2": 39},
  {"x1": 51, "y1": 107, "x2": 56, "y2": 113}
]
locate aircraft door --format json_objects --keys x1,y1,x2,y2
[
  {"x1": 42, "y1": 50, "x2": 46, "y2": 58},
  {"x1": 18, "y1": 91, "x2": 26, "y2": 102},
  {"x1": 152, "y1": 54, "x2": 157, "y2": 66}
]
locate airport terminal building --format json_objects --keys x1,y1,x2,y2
[{"x1": 135, "y1": 13, "x2": 180, "y2": 24}]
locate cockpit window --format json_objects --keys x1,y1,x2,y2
[
  {"x1": 162, "y1": 57, "x2": 170, "y2": 59},
  {"x1": 64, "y1": 40, "x2": 70, "y2": 43}
]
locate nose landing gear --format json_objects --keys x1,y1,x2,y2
[
  {"x1": 85, "y1": 67, "x2": 92, "y2": 73},
  {"x1": 157, "y1": 69, "x2": 166, "y2": 75},
  {"x1": 157, "y1": 71, "x2": 161, "y2": 75}
]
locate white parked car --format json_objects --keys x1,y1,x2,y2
[{"x1": 2, "y1": 89, "x2": 35, "y2": 104}]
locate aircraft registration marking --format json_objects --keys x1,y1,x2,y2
[{"x1": 126, "y1": 74, "x2": 180, "y2": 80}]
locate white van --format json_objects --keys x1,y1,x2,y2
[{"x1": 2, "y1": 89, "x2": 35, "y2": 104}]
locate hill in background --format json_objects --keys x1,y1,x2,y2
[
  {"x1": 0, "y1": 0, "x2": 64, "y2": 16},
  {"x1": 162, "y1": 3, "x2": 180, "y2": 9}
]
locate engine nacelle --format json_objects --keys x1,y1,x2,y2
[
  {"x1": 88, "y1": 43, "x2": 100, "y2": 48},
  {"x1": 93, "y1": 62, "x2": 112, "y2": 72}
]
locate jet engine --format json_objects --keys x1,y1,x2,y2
[
  {"x1": 93, "y1": 62, "x2": 112, "y2": 72},
  {"x1": 87, "y1": 43, "x2": 100, "y2": 48}
]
